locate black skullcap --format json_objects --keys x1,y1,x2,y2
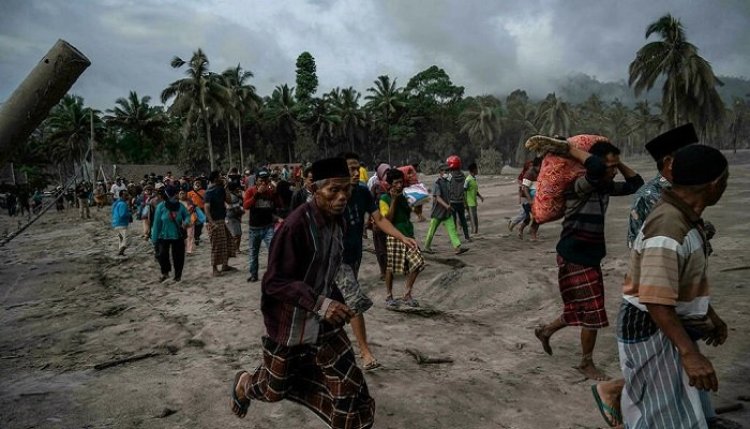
[
  {"x1": 645, "y1": 123, "x2": 698, "y2": 162},
  {"x1": 311, "y1": 157, "x2": 350, "y2": 182},
  {"x1": 672, "y1": 145, "x2": 728, "y2": 186}
]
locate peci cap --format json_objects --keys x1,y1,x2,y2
[
  {"x1": 311, "y1": 158, "x2": 350, "y2": 182},
  {"x1": 671, "y1": 145, "x2": 728, "y2": 186},
  {"x1": 645, "y1": 123, "x2": 698, "y2": 162}
]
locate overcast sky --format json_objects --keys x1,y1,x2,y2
[{"x1": 1, "y1": 0, "x2": 748, "y2": 110}]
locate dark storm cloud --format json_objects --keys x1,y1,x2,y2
[{"x1": 1, "y1": 0, "x2": 748, "y2": 110}]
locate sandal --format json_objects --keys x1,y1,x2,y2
[
  {"x1": 591, "y1": 384, "x2": 621, "y2": 427},
  {"x1": 402, "y1": 297, "x2": 420, "y2": 307},
  {"x1": 230, "y1": 371, "x2": 251, "y2": 418},
  {"x1": 362, "y1": 359, "x2": 381, "y2": 371}
]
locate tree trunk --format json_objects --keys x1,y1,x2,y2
[
  {"x1": 0, "y1": 39, "x2": 90, "y2": 165},
  {"x1": 226, "y1": 120, "x2": 233, "y2": 169},
  {"x1": 203, "y1": 113, "x2": 215, "y2": 171},
  {"x1": 238, "y1": 117, "x2": 244, "y2": 170}
]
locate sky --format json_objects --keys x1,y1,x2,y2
[{"x1": 1, "y1": 0, "x2": 748, "y2": 110}]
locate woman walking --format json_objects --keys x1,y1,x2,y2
[{"x1": 151, "y1": 186, "x2": 191, "y2": 282}]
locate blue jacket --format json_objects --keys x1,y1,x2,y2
[
  {"x1": 111, "y1": 200, "x2": 131, "y2": 228},
  {"x1": 151, "y1": 201, "x2": 190, "y2": 243}
]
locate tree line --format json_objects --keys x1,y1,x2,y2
[{"x1": 7, "y1": 14, "x2": 750, "y2": 187}]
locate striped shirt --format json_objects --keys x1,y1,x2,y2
[
  {"x1": 556, "y1": 156, "x2": 644, "y2": 267},
  {"x1": 622, "y1": 189, "x2": 710, "y2": 319}
]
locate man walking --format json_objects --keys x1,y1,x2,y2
[
  {"x1": 339, "y1": 153, "x2": 418, "y2": 370},
  {"x1": 423, "y1": 164, "x2": 468, "y2": 255},
  {"x1": 464, "y1": 162, "x2": 484, "y2": 235},
  {"x1": 243, "y1": 169, "x2": 283, "y2": 282},
  {"x1": 534, "y1": 140, "x2": 643, "y2": 380},
  {"x1": 618, "y1": 145, "x2": 730, "y2": 428},
  {"x1": 446, "y1": 155, "x2": 471, "y2": 241},
  {"x1": 230, "y1": 158, "x2": 374, "y2": 428},
  {"x1": 204, "y1": 171, "x2": 233, "y2": 276},
  {"x1": 111, "y1": 190, "x2": 131, "y2": 256}
]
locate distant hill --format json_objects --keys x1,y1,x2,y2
[{"x1": 546, "y1": 73, "x2": 750, "y2": 107}]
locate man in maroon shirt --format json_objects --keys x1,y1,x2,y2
[{"x1": 230, "y1": 158, "x2": 374, "y2": 429}]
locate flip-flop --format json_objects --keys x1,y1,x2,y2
[
  {"x1": 230, "y1": 371, "x2": 251, "y2": 418},
  {"x1": 591, "y1": 384, "x2": 622, "y2": 427},
  {"x1": 362, "y1": 360, "x2": 381, "y2": 371}
]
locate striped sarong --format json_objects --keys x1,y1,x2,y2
[
  {"x1": 208, "y1": 222, "x2": 230, "y2": 267},
  {"x1": 385, "y1": 236, "x2": 425, "y2": 275},
  {"x1": 617, "y1": 301, "x2": 714, "y2": 428},
  {"x1": 557, "y1": 255, "x2": 608, "y2": 329},
  {"x1": 240, "y1": 329, "x2": 375, "y2": 429}
]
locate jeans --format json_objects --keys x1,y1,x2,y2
[
  {"x1": 248, "y1": 225, "x2": 275, "y2": 277},
  {"x1": 450, "y1": 202, "x2": 470, "y2": 240}
]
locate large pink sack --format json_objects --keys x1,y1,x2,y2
[{"x1": 531, "y1": 134, "x2": 609, "y2": 224}]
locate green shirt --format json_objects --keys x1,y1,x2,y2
[
  {"x1": 465, "y1": 174, "x2": 479, "y2": 207},
  {"x1": 379, "y1": 194, "x2": 414, "y2": 237}
]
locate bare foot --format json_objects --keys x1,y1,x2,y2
[
  {"x1": 231, "y1": 371, "x2": 251, "y2": 418},
  {"x1": 535, "y1": 327, "x2": 553, "y2": 355},
  {"x1": 578, "y1": 360, "x2": 610, "y2": 381}
]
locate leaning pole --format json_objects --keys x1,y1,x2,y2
[{"x1": 0, "y1": 39, "x2": 91, "y2": 165}]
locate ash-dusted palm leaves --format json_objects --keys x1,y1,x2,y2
[
  {"x1": 264, "y1": 84, "x2": 300, "y2": 163},
  {"x1": 46, "y1": 94, "x2": 102, "y2": 177},
  {"x1": 365, "y1": 75, "x2": 405, "y2": 164},
  {"x1": 308, "y1": 95, "x2": 341, "y2": 156},
  {"x1": 460, "y1": 97, "x2": 502, "y2": 149},
  {"x1": 104, "y1": 91, "x2": 169, "y2": 162},
  {"x1": 161, "y1": 49, "x2": 228, "y2": 171},
  {"x1": 222, "y1": 64, "x2": 260, "y2": 170},
  {"x1": 332, "y1": 87, "x2": 366, "y2": 152},
  {"x1": 535, "y1": 93, "x2": 572, "y2": 137},
  {"x1": 629, "y1": 14, "x2": 725, "y2": 130}
]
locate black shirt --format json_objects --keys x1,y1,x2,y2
[{"x1": 204, "y1": 185, "x2": 227, "y2": 220}]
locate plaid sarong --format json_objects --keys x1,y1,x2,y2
[
  {"x1": 240, "y1": 329, "x2": 375, "y2": 429},
  {"x1": 335, "y1": 262, "x2": 373, "y2": 315},
  {"x1": 208, "y1": 222, "x2": 230, "y2": 267},
  {"x1": 557, "y1": 255, "x2": 608, "y2": 329},
  {"x1": 385, "y1": 236, "x2": 425, "y2": 275}
]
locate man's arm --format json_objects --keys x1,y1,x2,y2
[
  {"x1": 646, "y1": 303, "x2": 718, "y2": 391},
  {"x1": 371, "y1": 211, "x2": 417, "y2": 250}
]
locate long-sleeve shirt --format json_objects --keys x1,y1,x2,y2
[
  {"x1": 556, "y1": 156, "x2": 644, "y2": 267},
  {"x1": 243, "y1": 186, "x2": 282, "y2": 228},
  {"x1": 627, "y1": 173, "x2": 669, "y2": 247},
  {"x1": 151, "y1": 201, "x2": 190, "y2": 243},
  {"x1": 261, "y1": 200, "x2": 345, "y2": 346},
  {"x1": 111, "y1": 200, "x2": 131, "y2": 228}
]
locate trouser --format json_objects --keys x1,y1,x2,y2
[
  {"x1": 115, "y1": 226, "x2": 129, "y2": 252},
  {"x1": 424, "y1": 217, "x2": 461, "y2": 250},
  {"x1": 78, "y1": 198, "x2": 90, "y2": 218},
  {"x1": 194, "y1": 223, "x2": 203, "y2": 244},
  {"x1": 157, "y1": 239, "x2": 185, "y2": 277},
  {"x1": 248, "y1": 225, "x2": 275, "y2": 277},
  {"x1": 372, "y1": 229, "x2": 387, "y2": 274},
  {"x1": 467, "y1": 205, "x2": 478, "y2": 234},
  {"x1": 186, "y1": 224, "x2": 195, "y2": 254},
  {"x1": 450, "y1": 202, "x2": 470, "y2": 240}
]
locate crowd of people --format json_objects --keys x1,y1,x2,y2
[{"x1": 2, "y1": 124, "x2": 737, "y2": 428}]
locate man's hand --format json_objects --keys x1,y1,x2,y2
[
  {"x1": 323, "y1": 301, "x2": 355, "y2": 326},
  {"x1": 479, "y1": 195, "x2": 485, "y2": 203},
  {"x1": 389, "y1": 187, "x2": 401, "y2": 198},
  {"x1": 703, "y1": 314, "x2": 728, "y2": 347},
  {"x1": 681, "y1": 351, "x2": 718, "y2": 391},
  {"x1": 401, "y1": 237, "x2": 418, "y2": 251},
  {"x1": 258, "y1": 183, "x2": 269, "y2": 193}
]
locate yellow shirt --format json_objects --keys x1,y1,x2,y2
[{"x1": 359, "y1": 166, "x2": 368, "y2": 183}]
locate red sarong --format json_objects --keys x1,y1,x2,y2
[{"x1": 557, "y1": 255, "x2": 608, "y2": 329}]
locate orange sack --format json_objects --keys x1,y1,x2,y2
[{"x1": 531, "y1": 134, "x2": 609, "y2": 224}]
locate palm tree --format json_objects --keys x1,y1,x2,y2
[
  {"x1": 308, "y1": 96, "x2": 341, "y2": 156},
  {"x1": 459, "y1": 97, "x2": 502, "y2": 149},
  {"x1": 628, "y1": 14, "x2": 725, "y2": 130},
  {"x1": 365, "y1": 75, "x2": 405, "y2": 164},
  {"x1": 536, "y1": 93, "x2": 572, "y2": 136},
  {"x1": 264, "y1": 84, "x2": 300, "y2": 163},
  {"x1": 161, "y1": 49, "x2": 227, "y2": 171},
  {"x1": 104, "y1": 91, "x2": 169, "y2": 162},
  {"x1": 222, "y1": 64, "x2": 260, "y2": 170},
  {"x1": 333, "y1": 87, "x2": 366, "y2": 152},
  {"x1": 45, "y1": 94, "x2": 101, "y2": 179}
]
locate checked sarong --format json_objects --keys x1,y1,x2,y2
[
  {"x1": 385, "y1": 236, "x2": 424, "y2": 275},
  {"x1": 208, "y1": 222, "x2": 230, "y2": 267},
  {"x1": 240, "y1": 329, "x2": 374, "y2": 429},
  {"x1": 557, "y1": 255, "x2": 608, "y2": 329}
]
